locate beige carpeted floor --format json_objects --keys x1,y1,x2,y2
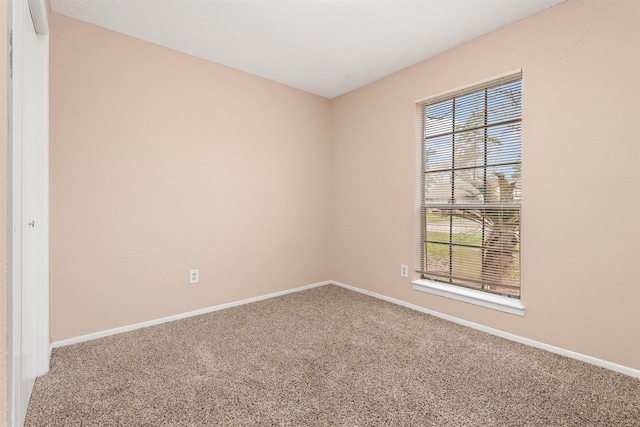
[{"x1": 26, "y1": 285, "x2": 640, "y2": 426}]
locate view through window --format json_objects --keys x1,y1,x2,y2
[{"x1": 419, "y1": 74, "x2": 522, "y2": 298}]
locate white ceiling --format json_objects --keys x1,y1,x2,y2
[{"x1": 50, "y1": 0, "x2": 564, "y2": 99}]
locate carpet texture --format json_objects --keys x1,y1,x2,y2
[{"x1": 26, "y1": 285, "x2": 640, "y2": 426}]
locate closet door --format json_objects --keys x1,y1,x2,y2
[{"x1": 9, "y1": 0, "x2": 49, "y2": 425}]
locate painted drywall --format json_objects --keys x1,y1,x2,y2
[
  {"x1": 331, "y1": 0, "x2": 640, "y2": 369},
  {"x1": 49, "y1": 14, "x2": 332, "y2": 340},
  {"x1": 50, "y1": 0, "x2": 639, "y2": 373},
  {"x1": 0, "y1": 2, "x2": 7, "y2": 424}
]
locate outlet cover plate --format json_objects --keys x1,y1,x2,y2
[
  {"x1": 189, "y1": 269, "x2": 199, "y2": 284},
  {"x1": 400, "y1": 264, "x2": 409, "y2": 278}
]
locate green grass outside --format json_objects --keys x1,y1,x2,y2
[
  {"x1": 426, "y1": 231, "x2": 482, "y2": 280},
  {"x1": 426, "y1": 230, "x2": 520, "y2": 287},
  {"x1": 426, "y1": 231, "x2": 483, "y2": 246},
  {"x1": 426, "y1": 214, "x2": 448, "y2": 223}
]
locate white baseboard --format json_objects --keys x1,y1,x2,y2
[
  {"x1": 330, "y1": 281, "x2": 640, "y2": 379},
  {"x1": 51, "y1": 279, "x2": 640, "y2": 380},
  {"x1": 51, "y1": 280, "x2": 331, "y2": 349}
]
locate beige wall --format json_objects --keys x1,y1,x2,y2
[
  {"x1": 1, "y1": 1, "x2": 8, "y2": 424},
  {"x1": 331, "y1": 0, "x2": 640, "y2": 369},
  {"x1": 49, "y1": 14, "x2": 332, "y2": 341},
  {"x1": 50, "y1": 0, "x2": 640, "y2": 372}
]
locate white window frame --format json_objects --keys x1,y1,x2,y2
[{"x1": 413, "y1": 70, "x2": 525, "y2": 316}]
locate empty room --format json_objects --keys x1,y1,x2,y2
[{"x1": 1, "y1": 0, "x2": 639, "y2": 425}]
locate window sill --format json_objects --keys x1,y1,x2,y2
[{"x1": 412, "y1": 279, "x2": 525, "y2": 316}]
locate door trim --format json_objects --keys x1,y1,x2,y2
[{"x1": 7, "y1": 0, "x2": 50, "y2": 425}]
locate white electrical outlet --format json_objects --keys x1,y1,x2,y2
[
  {"x1": 400, "y1": 264, "x2": 409, "y2": 278},
  {"x1": 189, "y1": 269, "x2": 199, "y2": 284}
]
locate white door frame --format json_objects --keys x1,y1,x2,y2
[{"x1": 7, "y1": 0, "x2": 50, "y2": 425}]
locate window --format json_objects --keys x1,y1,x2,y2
[{"x1": 417, "y1": 72, "x2": 522, "y2": 300}]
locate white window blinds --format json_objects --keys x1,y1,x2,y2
[{"x1": 418, "y1": 72, "x2": 522, "y2": 298}]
